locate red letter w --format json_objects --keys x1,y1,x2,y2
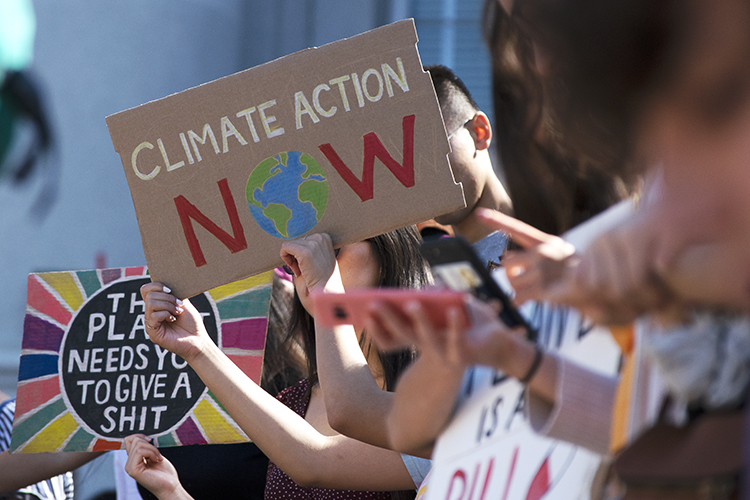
[
  {"x1": 319, "y1": 114, "x2": 415, "y2": 202},
  {"x1": 174, "y1": 178, "x2": 247, "y2": 267}
]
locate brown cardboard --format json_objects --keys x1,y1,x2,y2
[{"x1": 107, "y1": 19, "x2": 465, "y2": 299}]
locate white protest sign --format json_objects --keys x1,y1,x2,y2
[{"x1": 424, "y1": 201, "x2": 636, "y2": 500}]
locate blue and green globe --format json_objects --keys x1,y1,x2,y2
[{"x1": 246, "y1": 151, "x2": 329, "y2": 239}]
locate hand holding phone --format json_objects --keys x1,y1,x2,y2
[
  {"x1": 311, "y1": 288, "x2": 470, "y2": 330},
  {"x1": 420, "y1": 237, "x2": 537, "y2": 341}
]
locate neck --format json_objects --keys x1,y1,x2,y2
[{"x1": 453, "y1": 174, "x2": 513, "y2": 244}]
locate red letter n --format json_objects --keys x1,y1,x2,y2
[
  {"x1": 174, "y1": 178, "x2": 247, "y2": 267},
  {"x1": 319, "y1": 114, "x2": 415, "y2": 202}
]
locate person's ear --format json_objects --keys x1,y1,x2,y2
[{"x1": 470, "y1": 111, "x2": 492, "y2": 151}]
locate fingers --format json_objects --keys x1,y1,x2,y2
[
  {"x1": 280, "y1": 234, "x2": 337, "y2": 290},
  {"x1": 141, "y1": 283, "x2": 183, "y2": 331},
  {"x1": 141, "y1": 283, "x2": 182, "y2": 311},
  {"x1": 444, "y1": 307, "x2": 467, "y2": 367},
  {"x1": 403, "y1": 300, "x2": 446, "y2": 355},
  {"x1": 280, "y1": 234, "x2": 333, "y2": 262},
  {"x1": 124, "y1": 434, "x2": 162, "y2": 476},
  {"x1": 366, "y1": 301, "x2": 418, "y2": 351},
  {"x1": 503, "y1": 251, "x2": 533, "y2": 280},
  {"x1": 147, "y1": 296, "x2": 183, "y2": 317},
  {"x1": 140, "y1": 283, "x2": 173, "y2": 300},
  {"x1": 475, "y1": 208, "x2": 553, "y2": 248},
  {"x1": 503, "y1": 252, "x2": 549, "y2": 304},
  {"x1": 124, "y1": 434, "x2": 161, "y2": 458}
]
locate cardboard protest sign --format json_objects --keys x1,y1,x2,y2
[
  {"x1": 107, "y1": 19, "x2": 465, "y2": 299},
  {"x1": 10, "y1": 267, "x2": 272, "y2": 453}
]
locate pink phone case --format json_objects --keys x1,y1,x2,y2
[{"x1": 311, "y1": 289, "x2": 470, "y2": 329}]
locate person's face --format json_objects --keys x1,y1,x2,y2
[
  {"x1": 434, "y1": 113, "x2": 493, "y2": 226},
  {"x1": 295, "y1": 241, "x2": 380, "y2": 317}
]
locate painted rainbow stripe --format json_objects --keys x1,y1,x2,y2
[{"x1": 11, "y1": 267, "x2": 271, "y2": 453}]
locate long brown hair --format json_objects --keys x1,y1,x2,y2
[
  {"x1": 286, "y1": 226, "x2": 430, "y2": 393},
  {"x1": 482, "y1": 0, "x2": 634, "y2": 235}
]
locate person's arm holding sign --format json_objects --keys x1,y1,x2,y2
[
  {"x1": 279, "y1": 235, "x2": 432, "y2": 459},
  {"x1": 139, "y1": 262, "x2": 414, "y2": 491},
  {"x1": 124, "y1": 435, "x2": 193, "y2": 500}
]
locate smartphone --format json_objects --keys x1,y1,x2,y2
[
  {"x1": 420, "y1": 237, "x2": 537, "y2": 341},
  {"x1": 311, "y1": 288, "x2": 470, "y2": 329}
]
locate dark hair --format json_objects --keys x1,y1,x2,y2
[
  {"x1": 260, "y1": 274, "x2": 307, "y2": 397},
  {"x1": 482, "y1": 0, "x2": 634, "y2": 235},
  {"x1": 287, "y1": 226, "x2": 429, "y2": 394},
  {"x1": 425, "y1": 64, "x2": 480, "y2": 133},
  {"x1": 512, "y1": 0, "x2": 679, "y2": 168}
]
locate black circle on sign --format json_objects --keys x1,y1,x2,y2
[{"x1": 60, "y1": 277, "x2": 218, "y2": 439}]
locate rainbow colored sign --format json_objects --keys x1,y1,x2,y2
[{"x1": 10, "y1": 267, "x2": 272, "y2": 453}]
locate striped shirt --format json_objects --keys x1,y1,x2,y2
[{"x1": 0, "y1": 398, "x2": 74, "y2": 500}]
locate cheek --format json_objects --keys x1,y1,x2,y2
[
  {"x1": 448, "y1": 156, "x2": 481, "y2": 202},
  {"x1": 337, "y1": 243, "x2": 381, "y2": 289},
  {"x1": 340, "y1": 265, "x2": 380, "y2": 289}
]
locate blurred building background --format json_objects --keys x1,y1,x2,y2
[{"x1": 0, "y1": 0, "x2": 490, "y2": 498}]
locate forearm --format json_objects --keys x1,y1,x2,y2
[
  {"x1": 315, "y1": 322, "x2": 393, "y2": 449},
  {"x1": 189, "y1": 342, "x2": 325, "y2": 479},
  {"x1": 527, "y1": 356, "x2": 617, "y2": 454},
  {"x1": 143, "y1": 480, "x2": 194, "y2": 500},
  {"x1": 387, "y1": 355, "x2": 464, "y2": 455},
  {"x1": 188, "y1": 342, "x2": 413, "y2": 490},
  {"x1": 489, "y1": 334, "x2": 558, "y2": 405},
  {"x1": 0, "y1": 451, "x2": 102, "y2": 494}
]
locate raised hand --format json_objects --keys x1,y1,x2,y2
[
  {"x1": 124, "y1": 434, "x2": 193, "y2": 500},
  {"x1": 280, "y1": 233, "x2": 341, "y2": 294},
  {"x1": 475, "y1": 207, "x2": 576, "y2": 304},
  {"x1": 140, "y1": 283, "x2": 209, "y2": 362}
]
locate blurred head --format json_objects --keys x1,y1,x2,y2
[
  {"x1": 518, "y1": 0, "x2": 750, "y2": 245},
  {"x1": 636, "y1": 0, "x2": 750, "y2": 230},
  {"x1": 287, "y1": 226, "x2": 429, "y2": 391},
  {"x1": 482, "y1": 0, "x2": 633, "y2": 235},
  {"x1": 513, "y1": 0, "x2": 750, "y2": 305}
]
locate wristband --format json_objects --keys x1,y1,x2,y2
[{"x1": 519, "y1": 344, "x2": 544, "y2": 384}]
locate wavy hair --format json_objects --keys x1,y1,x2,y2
[{"x1": 482, "y1": 0, "x2": 634, "y2": 235}]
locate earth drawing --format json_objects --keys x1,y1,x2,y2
[{"x1": 246, "y1": 151, "x2": 329, "y2": 239}]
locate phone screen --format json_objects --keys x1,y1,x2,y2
[
  {"x1": 422, "y1": 237, "x2": 537, "y2": 341},
  {"x1": 430, "y1": 261, "x2": 483, "y2": 292}
]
